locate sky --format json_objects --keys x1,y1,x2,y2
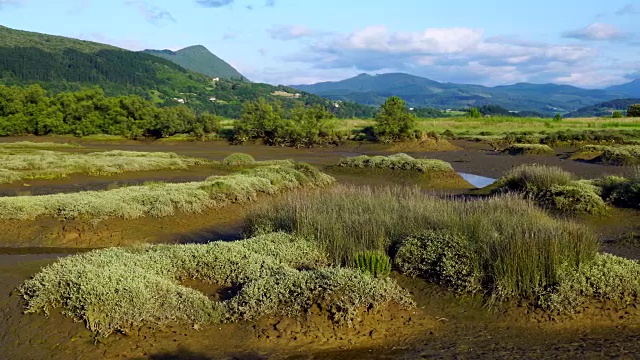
[{"x1": 1, "y1": 0, "x2": 639, "y2": 88}]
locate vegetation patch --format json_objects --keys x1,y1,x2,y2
[
  {"x1": 596, "y1": 169, "x2": 640, "y2": 209},
  {"x1": 19, "y1": 233, "x2": 412, "y2": 337},
  {"x1": 0, "y1": 162, "x2": 334, "y2": 220},
  {"x1": 245, "y1": 185, "x2": 598, "y2": 303},
  {"x1": 572, "y1": 145, "x2": 640, "y2": 165},
  {"x1": 493, "y1": 164, "x2": 608, "y2": 214},
  {"x1": 221, "y1": 153, "x2": 256, "y2": 166},
  {"x1": 0, "y1": 149, "x2": 209, "y2": 184},
  {"x1": 502, "y1": 143, "x2": 554, "y2": 155},
  {"x1": 0, "y1": 141, "x2": 81, "y2": 149},
  {"x1": 334, "y1": 153, "x2": 454, "y2": 175}
]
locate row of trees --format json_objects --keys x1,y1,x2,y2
[
  {"x1": 0, "y1": 85, "x2": 221, "y2": 138},
  {"x1": 233, "y1": 96, "x2": 420, "y2": 146}
]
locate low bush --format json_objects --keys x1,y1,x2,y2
[
  {"x1": 353, "y1": 251, "x2": 392, "y2": 278},
  {"x1": 502, "y1": 144, "x2": 554, "y2": 155},
  {"x1": 221, "y1": 153, "x2": 256, "y2": 166},
  {"x1": 395, "y1": 231, "x2": 482, "y2": 294},
  {"x1": 0, "y1": 141, "x2": 81, "y2": 149},
  {"x1": 245, "y1": 185, "x2": 599, "y2": 301},
  {"x1": 0, "y1": 162, "x2": 335, "y2": 220},
  {"x1": 493, "y1": 165, "x2": 607, "y2": 214},
  {"x1": 596, "y1": 174, "x2": 640, "y2": 209},
  {"x1": 539, "y1": 253, "x2": 640, "y2": 313},
  {"x1": 335, "y1": 153, "x2": 454, "y2": 174},
  {"x1": 19, "y1": 233, "x2": 412, "y2": 337}
]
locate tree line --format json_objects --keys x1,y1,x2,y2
[{"x1": 0, "y1": 84, "x2": 221, "y2": 138}]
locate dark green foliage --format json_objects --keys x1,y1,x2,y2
[
  {"x1": 628, "y1": 104, "x2": 640, "y2": 117},
  {"x1": 143, "y1": 45, "x2": 247, "y2": 80},
  {"x1": 598, "y1": 174, "x2": 640, "y2": 209},
  {"x1": 502, "y1": 144, "x2": 554, "y2": 155},
  {"x1": 374, "y1": 96, "x2": 417, "y2": 142},
  {"x1": 612, "y1": 111, "x2": 623, "y2": 118},
  {"x1": 353, "y1": 251, "x2": 392, "y2": 278},
  {"x1": 0, "y1": 84, "x2": 221, "y2": 138},
  {"x1": 233, "y1": 98, "x2": 346, "y2": 147},
  {"x1": 395, "y1": 231, "x2": 481, "y2": 294},
  {"x1": 553, "y1": 113, "x2": 563, "y2": 121}
]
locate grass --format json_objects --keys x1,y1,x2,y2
[
  {"x1": 334, "y1": 153, "x2": 455, "y2": 175},
  {"x1": 0, "y1": 162, "x2": 335, "y2": 220},
  {"x1": 221, "y1": 153, "x2": 256, "y2": 166},
  {"x1": 493, "y1": 164, "x2": 608, "y2": 214},
  {"x1": 502, "y1": 144, "x2": 554, "y2": 155},
  {"x1": 19, "y1": 232, "x2": 412, "y2": 337},
  {"x1": 0, "y1": 149, "x2": 210, "y2": 184},
  {"x1": 244, "y1": 185, "x2": 598, "y2": 301},
  {"x1": 0, "y1": 141, "x2": 81, "y2": 149}
]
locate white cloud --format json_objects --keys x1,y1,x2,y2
[
  {"x1": 563, "y1": 23, "x2": 626, "y2": 41},
  {"x1": 125, "y1": 0, "x2": 175, "y2": 26},
  {"x1": 267, "y1": 25, "x2": 315, "y2": 40}
]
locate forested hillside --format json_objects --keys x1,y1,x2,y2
[
  {"x1": 143, "y1": 45, "x2": 247, "y2": 80},
  {"x1": 0, "y1": 26, "x2": 375, "y2": 119}
]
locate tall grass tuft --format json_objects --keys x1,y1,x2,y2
[
  {"x1": 493, "y1": 164, "x2": 607, "y2": 214},
  {"x1": 245, "y1": 185, "x2": 599, "y2": 301},
  {"x1": 353, "y1": 251, "x2": 392, "y2": 278},
  {"x1": 335, "y1": 153, "x2": 455, "y2": 174}
]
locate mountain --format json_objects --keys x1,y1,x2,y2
[
  {"x1": 143, "y1": 45, "x2": 247, "y2": 81},
  {"x1": 0, "y1": 25, "x2": 211, "y2": 100},
  {"x1": 564, "y1": 98, "x2": 640, "y2": 118},
  {"x1": 606, "y1": 79, "x2": 640, "y2": 98},
  {"x1": 292, "y1": 73, "x2": 621, "y2": 115},
  {"x1": 0, "y1": 26, "x2": 375, "y2": 118}
]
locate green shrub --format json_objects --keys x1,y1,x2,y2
[
  {"x1": 539, "y1": 253, "x2": 640, "y2": 313},
  {"x1": 373, "y1": 96, "x2": 417, "y2": 143},
  {"x1": 627, "y1": 104, "x2": 640, "y2": 117},
  {"x1": 612, "y1": 111, "x2": 623, "y2": 118},
  {"x1": 0, "y1": 163, "x2": 335, "y2": 220},
  {"x1": 353, "y1": 251, "x2": 392, "y2": 278},
  {"x1": 596, "y1": 175, "x2": 640, "y2": 209},
  {"x1": 335, "y1": 153, "x2": 454, "y2": 174},
  {"x1": 536, "y1": 182, "x2": 608, "y2": 215},
  {"x1": 395, "y1": 231, "x2": 481, "y2": 294},
  {"x1": 598, "y1": 146, "x2": 640, "y2": 166},
  {"x1": 502, "y1": 144, "x2": 554, "y2": 155},
  {"x1": 494, "y1": 164, "x2": 574, "y2": 193},
  {"x1": 221, "y1": 153, "x2": 256, "y2": 166},
  {"x1": 245, "y1": 185, "x2": 599, "y2": 300},
  {"x1": 19, "y1": 233, "x2": 412, "y2": 337}
]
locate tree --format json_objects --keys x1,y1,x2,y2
[
  {"x1": 467, "y1": 107, "x2": 482, "y2": 118},
  {"x1": 627, "y1": 104, "x2": 640, "y2": 117},
  {"x1": 612, "y1": 111, "x2": 623, "y2": 118},
  {"x1": 373, "y1": 96, "x2": 417, "y2": 143},
  {"x1": 553, "y1": 113, "x2": 563, "y2": 121}
]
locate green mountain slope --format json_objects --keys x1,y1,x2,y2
[
  {"x1": 0, "y1": 26, "x2": 374, "y2": 118},
  {"x1": 564, "y1": 98, "x2": 640, "y2": 118},
  {"x1": 143, "y1": 45, "x2": 247, "y2": 80},
  {"x1": 292, "y1": 73, "x2": 620, "y2": 115}
]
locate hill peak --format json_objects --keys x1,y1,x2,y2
[{"x1": 142, "y1": 45, "x2": 246, "y2": 80}]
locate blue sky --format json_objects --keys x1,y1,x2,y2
[{"x1": 1, "y1": 0, "x2": 639, "y2": 87}]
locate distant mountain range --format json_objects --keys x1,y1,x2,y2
[
  {"x1": 143, "y1": 45, "x2": 247, "y2": 81},
  {"x1": 564, "y1": 98, "x2": 640, "y2": 118},
  {"x1": 292, "y1": 73, "x2": 640, "y2": 115}
]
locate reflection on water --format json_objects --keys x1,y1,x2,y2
[{"x1": 458, "y1": 172, "x2": 496, "y2": 188}]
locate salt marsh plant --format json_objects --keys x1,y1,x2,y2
[
  {"x1": 335, "y1": 153, "x2": 454, "y2": 175},
  {"x1": 0, "y1": 162, "x2": 334, "y2": 220},
  {"x1": 353, "y1": 251, "x2": 392, "y2": 278},
  {"x1": 19, "y1": 233, "x2": 412, "y2": 337},
  {"x1": 0, "y1": 149, "x2": 209, "y2": 183},
  {"x1": 502, "y1": 143, "x2": 554, "y2": 155},
  {"x1": 572, "y1": 145, "x2": 640, "y2": 165},
  {"x1": 221, "y1": 153, "x2": 256, "y2": 166},
  {"x1": 0, "y1": 141, "x2": 81, "y2": 149},
  {"x1": 245, "y1": 185, "x2": 598, "y2": 301},
  {"x1": 493, "y1": 164, "x2": 608, "y2": 214}
]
